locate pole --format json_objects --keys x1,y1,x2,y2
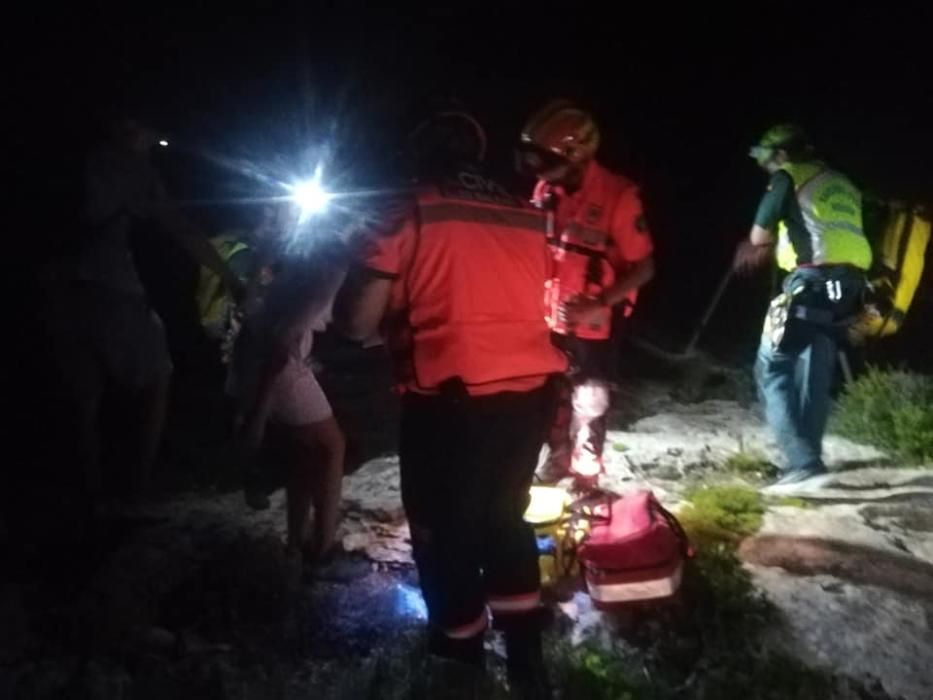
[{"x1": 683, "y1": 268, "x2": 734, "y2": 356}]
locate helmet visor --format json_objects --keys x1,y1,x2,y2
[{"x1": 515, "y1": 141, "x2": 570, "y2": 177}]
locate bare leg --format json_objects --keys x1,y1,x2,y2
[
  {"x1": 285, "y1": 439, "x2": 316, "y2": 553},
  {"x1": 306, "y1": 417, "x2": 345, "y2": 560},
  {"x1": 282, "y1": 417, "x2": 345, "y2": 559}
]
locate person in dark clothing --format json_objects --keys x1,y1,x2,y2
[
  {"x1": 41, "y1": 115, "x2": 244, "y2": 512},
  {"x1": 341, "y1": 111, "x2": 565, "y2": 697}
]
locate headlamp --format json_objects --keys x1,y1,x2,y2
[{"x1": 289, "y1": 168, "x2": 333, "y2": 220}]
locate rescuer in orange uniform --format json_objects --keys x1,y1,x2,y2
[
  {"x1": 518, "y1": 100, "x2": 656, "y2": 487},
  {"x1": 343, "y1": 111, "x2": 566, "y2": 695}
]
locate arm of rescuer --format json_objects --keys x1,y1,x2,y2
[
  {"x1": 80, "y1": 150, "x2": 246, "y2": 301},
  {"x1": 562, "y1": 186, "x2": 656, "y2": 326},
  {"x1": 336, "y1": 197, "x2": 416, "y2": 342},
  {"x1": 337, "y1": 267, "x2": 394, "y2": 342},
  {"x1": 155, "y1": 202, "x2": 248, "y2": 302},
  {"x1": 734, "y1": 170, "x2": 791, "y2": 274}
]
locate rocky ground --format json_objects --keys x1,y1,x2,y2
[{"x1": 2, "y1": 348, "x2": 931, "y2": 699}]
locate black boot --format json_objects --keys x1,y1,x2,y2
[
  {"x1": 428, "y1": 627, "x2": 487, "y2": 669},
  {"x1": 501, "y1": 614, "x2": 552, "y2": 699},
  {"x1": 418, "y1": 629, "x2": 488, "y2": 699}
]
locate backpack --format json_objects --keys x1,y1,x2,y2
[
  {"x1": 524, "y1": 487, "x2": 692, "y2": 607},
  {"x1": 577, "y1": 490, "x2": 692, "y2": 608},
  {"x1": 851, "y1": 202, "x2": 931, "y2": 342}
]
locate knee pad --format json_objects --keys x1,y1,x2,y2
[{"x1": 572, "y1": 381, "x2": 610, "y2": 418}]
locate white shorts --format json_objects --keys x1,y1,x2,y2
[
  {"x1": 266, "y1": 357, "x2": 333, "y2": 426},
  {"x1": 228, "y1": 334, "x2": 332, "y2": 427}
]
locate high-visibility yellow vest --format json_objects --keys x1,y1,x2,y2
[
  {"x1": 776, "y1": 161, "x2": 873, "y2": 272},
  {"x1": 196, "y1": 233, "x2": 250, "y2": 337}
]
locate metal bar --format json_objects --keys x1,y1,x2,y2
[{"x1": 683, "y1": 268, "x2": 734, "y2": 356}]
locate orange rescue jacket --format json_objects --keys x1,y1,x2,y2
[
  {"x1": 364, "y1": 167, "x2": 568, "y2": 395},
  {"x1": 535, "y1": 161, "x2": 653, "y2": 340}
]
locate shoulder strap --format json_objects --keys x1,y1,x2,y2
[{"x1": 648, "y1": 496, "x2": 695, "y2": 559}]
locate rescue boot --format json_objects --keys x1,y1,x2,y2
[
  {"x1": 415, "y1": 654, "x2": 490, "y2": 700},
  {"x1": 428, "y1": 627, "x2": 486, "y2": 669},
  {"x1": 763, "y1": 462, "x2": 830, "y2": 494},
  {"x1": 501, "y1": 613, "x2": 552, "y2": 699}
]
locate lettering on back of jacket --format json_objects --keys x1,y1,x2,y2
[{"x1": 439, "y1": 171, "x2": 525, "y2": 208}]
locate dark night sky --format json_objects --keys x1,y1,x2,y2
[{"x1": 16, "y1": 1, "x2": 933, "y2": 351}]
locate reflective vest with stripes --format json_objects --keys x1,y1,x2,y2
[
  {"x1": 535, "y1": 165, "x2": 640, "y2": 340},
  {"x1": 401, "y1": 172, "x2": 567, "y2": 392},
  {"x1": 776, "y1": 162, "x2": 872, "y2": 272}
]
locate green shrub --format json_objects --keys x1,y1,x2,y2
[
  {"x1": 678, "y1": 485, "x2": 776, "y2": 638},
  {"x1": 833, "y1": 366, "x2": 933, "y2": 463},
  {"x1": 722, "y1": 451, "x2": 779, "y2": 480},
  {"x1": 548, "y1": 640, "x2": 643, "y2": 700},
  {"x1": 678, "y1": 485, "x2": 765, "y2": 547}
]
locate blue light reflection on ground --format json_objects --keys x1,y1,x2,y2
[{"x1": 392, "y1": 581, "x2": 428, "y2": 621}]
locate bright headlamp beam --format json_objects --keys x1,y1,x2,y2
[{"x1": 290, "y1": 172, "x2": 333, "y2": 219}]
